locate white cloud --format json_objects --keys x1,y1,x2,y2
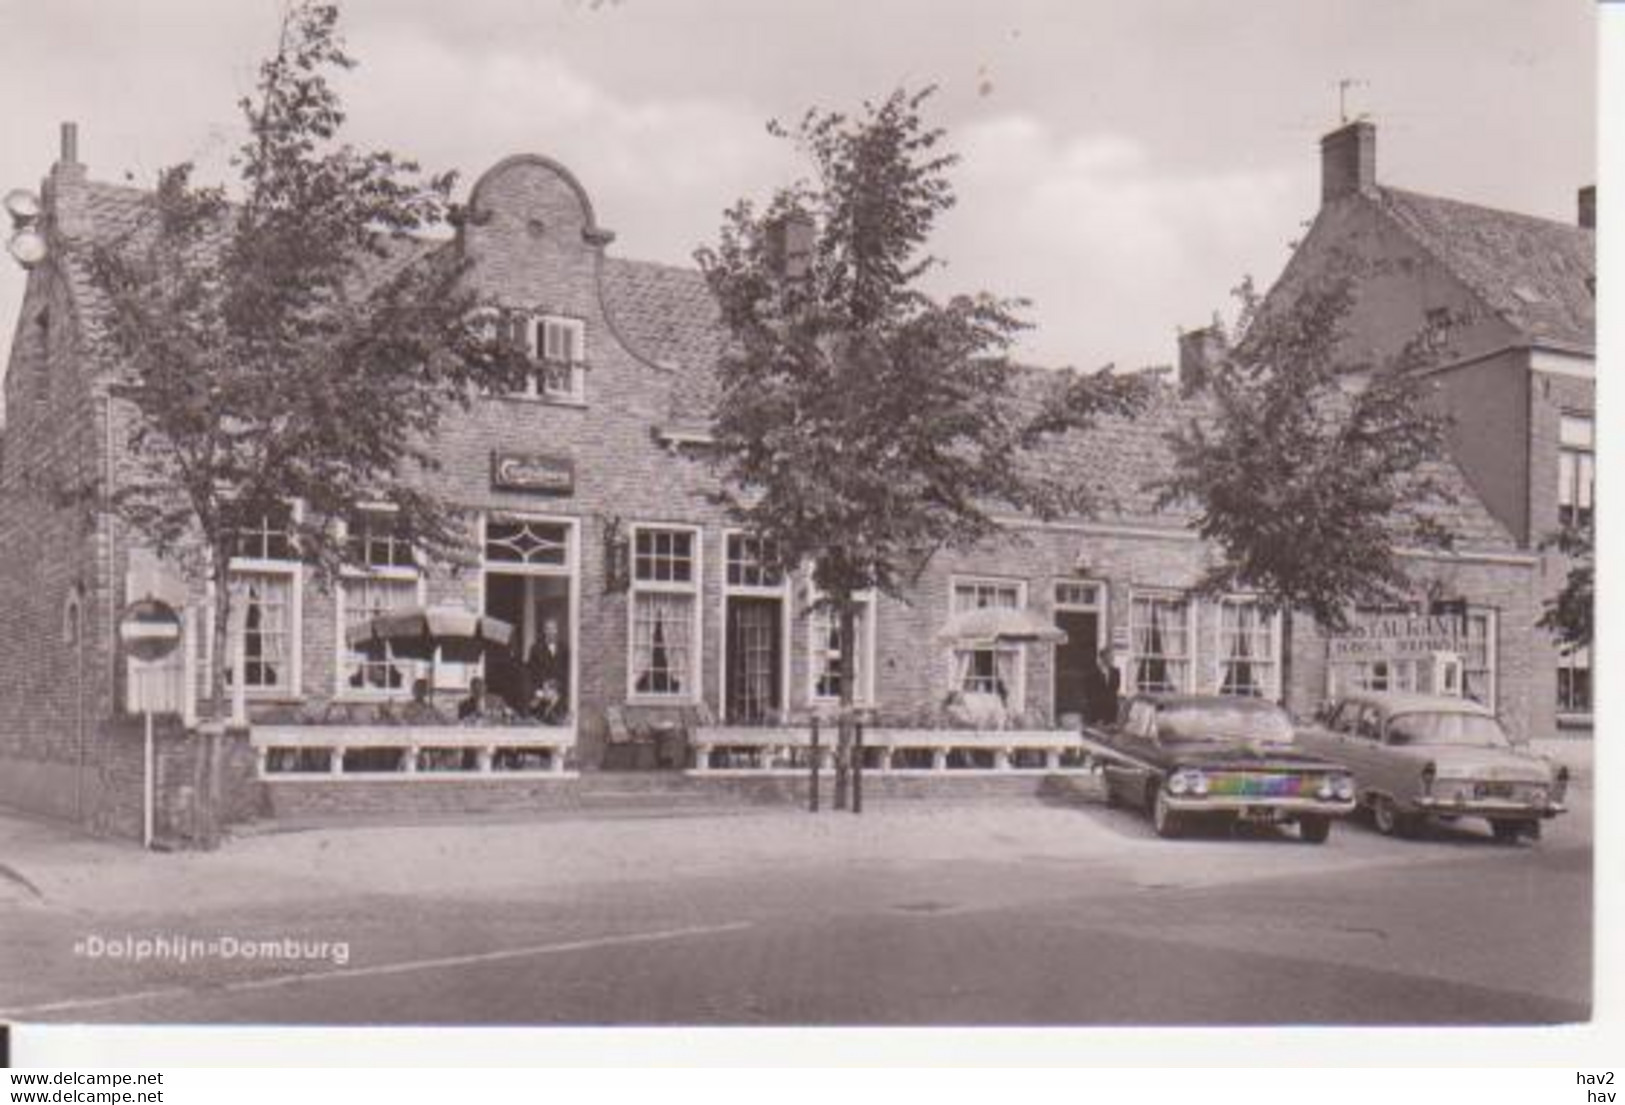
[
  {"x1": 934, "y1": 114, "x2": 1310, "y2": 371},
  {"x1": 334, "y1": 25, "x2": 801, "y2": 264}
]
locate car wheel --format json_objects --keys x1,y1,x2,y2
[
  {"x1": 1372, "y1": 795, "x2": 1414, "y2": 838},
  {"x1": 1298, "y1": 816, "x2": 1332, "y2": 845},
  {"x1": 1150, "y1": 786, "x2": 1183, "y2": 839},
  {"x1": 1491, "y1": 819, "x2": 1540, "y2": 844}
]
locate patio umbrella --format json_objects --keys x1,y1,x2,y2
[
  {"x1": 345, "y1": 606, "x2": 516, "y2": 690},
  {"x1": 934, "y1": 606, "x2": 1068, "y2": 646}
]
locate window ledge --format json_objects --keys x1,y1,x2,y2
[
  {"x1": 625, "y1": 694, "x2": 700, "y2": 708},
  {"x1": 1556, "y1": 712, "x2": 1593, "y2": 730}
]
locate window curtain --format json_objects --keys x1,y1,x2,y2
[
  {"x1": 635, "y1": 593, "x2": 691, "y2": 695},
  {"x1": 1221, "y1": 603, "x2": 1258, "y2": 696},
  {"x1": 237, "y1": 574, "x2": 288, "y2": 688},
  {"x1": 1135, "y1": 600, "x2": 1166, "y2": 691},
  {"x1": 993, "y1": 647, "x2": 1019, "y2": 707}
]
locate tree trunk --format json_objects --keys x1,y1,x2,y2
[
  {"x1": 832, "y1": 600, "x2": 857, "y2": 810},
  {"x1": 1279, "y1": 608, "x2": 1296, "y2": 717},
  {"x1": 196, "y1": 545, "x2": 235, "y2": 849}
]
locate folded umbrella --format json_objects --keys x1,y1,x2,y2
[{"x1": 934, "y1": 606, "x2": 1068, "y2": 645}]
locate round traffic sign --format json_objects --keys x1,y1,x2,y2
[{"x1": 119, "y1": 597, "x2": 183, "y2": 662}]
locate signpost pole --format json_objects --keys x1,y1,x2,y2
[
  {"x1": 119, "y1": 596, "x2": 183, "y2": 852},
  {"x1": 143, "y1": 704, "x2": 154, "y2": 850}
]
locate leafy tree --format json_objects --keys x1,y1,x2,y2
[
  {"x1": 1155, "y1": 258, "x2": 1460, "y2": 708},
  {"x1": 1538, "y1": 521, "x2": 1592, "y2": 649},
  {"x1": 696, "y1": 87, "x2": 1147, "y2": 803},
  {"x1": 86, "y1": 1, "x2": 527, "y2": 728}
]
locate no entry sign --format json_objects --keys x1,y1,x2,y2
[{"x1": 119, "y1": 597, "x2": 183, "y2": 663}]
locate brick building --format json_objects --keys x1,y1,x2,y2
[
  {"x1": 1230, "y1": 120, "x2": 1595, "y2": 740},
  {"x1": 0, "y1": 126, "x2": 1542, "y2": 839}
]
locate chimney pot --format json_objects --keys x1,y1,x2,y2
[
  {"x1": 1578, "y1": 185, "x2": 1596, "y2": 230},
  {"x1": 59, "y1": 122, "x2": 79, "y2": 167},
  {"x1": 766, "y1": 211, "x2": 815, "y2": 280},
  {"x1": 1178, "y1": 326, "x2": 1226, "y2": 395},
  {"x1": 1320, "y1": 120, "x2": 1376, "y2": 204}
]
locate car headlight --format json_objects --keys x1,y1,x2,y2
[
  {"x1": 1529, "y1": 787, "x2": 1549, "y2": 806},
  {"x1": 1168, "y1": 769, "x2": 1207, "y2": 797},
  {"x1": 1316, "y1": 774, "x2": 1352, "y2": 801}
]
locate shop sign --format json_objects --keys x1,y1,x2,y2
[
  {"x1": 1328, "y1": 613, "x2": 1464, "y2": 660},
  {"x1": 491, "y1": 451, "x2": 574, "y2": 496}
]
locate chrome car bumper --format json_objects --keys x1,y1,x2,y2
[
  {"x1": 1164, "y1": 795, "x2": 1357, "y2": 817},
  {"x1": 1414, "y1": 796, "x2": 1566, "y2": 819}
]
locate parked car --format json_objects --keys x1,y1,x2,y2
[
  {"x1": 1296, "y1": 691, "x2": 1567, "y2": 842},
  {"x1": 1088, "y1": 694, "x2": 1357, "y2": 843}
]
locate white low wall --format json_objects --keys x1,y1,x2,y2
[{"x1": 688, "y1": 725, "x2": 1090, "y2": 776}]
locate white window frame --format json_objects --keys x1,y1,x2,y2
[
  {"x1": 527, "y1": 315, "x2": 587, "y2": 402},
  {"x1": 225, "y1": 504, "x2": 303, "y2": 701},
  {"x1": 948, "y1": 575, "x2": 1028, "y2": 713},
  {"x1": 334, "y1": 510, "x2": 426, "y2": 701},
  {"x1": 1461, "y1": 606, "x2": 1497, "y2": 707},
  {"x1": 627, "y1": 522, "x2": 703, "y2": 704},
  {"x1": 1053, "y1": 579, "x2": 1107, "y2": 615},
  {"x1": 1127, "y1": 589, "x2": 1195, "y2": 695},
  {"x1": 1558, "y1": 413, "x2": 1594, "y2": 529},
  {"x1": 478, "y1": 512, "x2": 580, "y2": 703},
  {"x1": 1213, "y1": 596, "x2": 1283, "y2": 700},
  {"x1": 1557, "y1": 643, "x2": 1591, "y2": 717},
  {"x1": 719, "y1": 531, "x2": 793, "y2": 724},
  {"x1": 806, "y1": 583, "x2": 878, "y2": 708}
]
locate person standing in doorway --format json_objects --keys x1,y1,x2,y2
[
  {"x1": 1086, "y1": 646, "x2": 1122, "y2": 727},
  {"x1": 527, "y1": 616, "x2": 570, "y2": 721}
]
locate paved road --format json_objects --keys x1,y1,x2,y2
[{"x1": 0, "y1": 790, "x2": 1592, "y2": 1026}]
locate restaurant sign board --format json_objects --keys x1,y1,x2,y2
[
  {"x1": 1327, "y1": 613, "x2": 1464, "y2": 661},
  {"x1": 491, "y1": 451, "x2": 575, "y2": 496}
]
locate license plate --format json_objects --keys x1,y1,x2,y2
[{"x1": 1240, "y1": 806, "x2": 1280, "y2": 823}]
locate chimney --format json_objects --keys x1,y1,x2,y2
[
  {"x1": 1578, "y1": 185, "x2": 1595, "y2": 230},
  {"x1": 1178, "y1": 326, "x2": 1226, "y2": 395},
  {"x1": 49, "y1": 121, "x2": 86, "y2": 191},
  {"x1": 1320, "y1": 120, "x2": 1376, "y2": 204},
  {"x1": 766, "y1": 210, "x2": 815, "y2": 280}
]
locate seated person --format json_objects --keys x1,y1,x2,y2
[
  {"x1": 457, "y1": 676, "x2": 513, "y2": 724},
  {"x1": 529, "y1": 677, "x2": 568, "y2": 725},
  {"x1": 393, "y1": 677, "x2": 447, "y2": 725}
]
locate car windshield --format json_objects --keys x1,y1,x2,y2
[
  {"x1": 1386, "y1": 711, "x2": 1512, "y2": 749},
  {"x1": 1155, "y1": 705, "x2": 1295, "y2": 746}
]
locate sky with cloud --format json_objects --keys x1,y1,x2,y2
[{"x1": 0, "y1": 0, "x2": 1597, "y2": 392}]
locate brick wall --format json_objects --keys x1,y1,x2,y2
[
  {"x1": 1528, "y1": 368, "x2": 1595, "y2": 735},
  {"x1": 0, "y1": 256, "x2": 118, "y2": 823}
]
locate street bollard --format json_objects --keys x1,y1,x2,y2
[
  {"x1": 809, "y1": 717, "x2": 820, "y2": 813},
  {"x1": 853, "y1": 720, "x2": 864, "y2": 815}
]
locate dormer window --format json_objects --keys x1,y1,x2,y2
[{"x1": 526, "y1": 315, "x2": 587, "y2": 402}]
